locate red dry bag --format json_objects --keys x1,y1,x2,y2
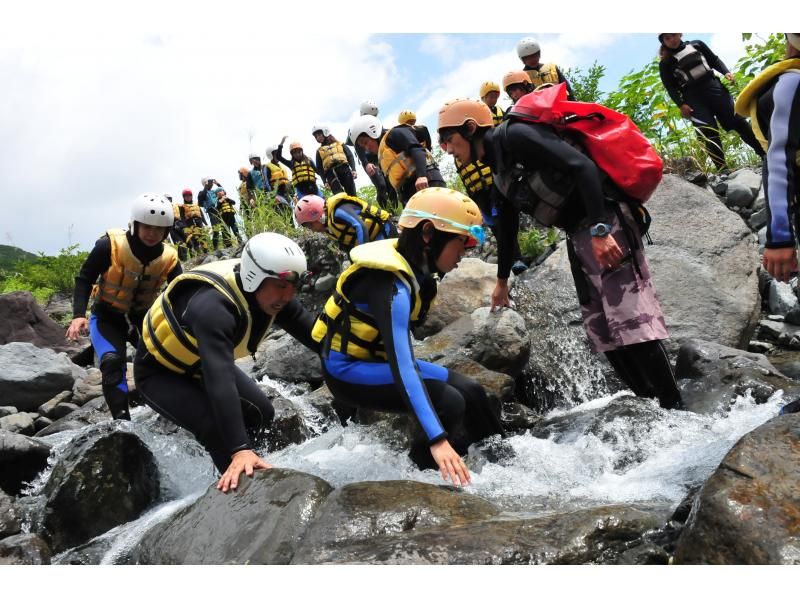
[{"x1": 508, "y1": 83, "x2": 663, "y2": 202}]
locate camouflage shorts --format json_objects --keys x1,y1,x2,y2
[{"x1": 568, "y1": 202, "x2": 669, "y2": 353}]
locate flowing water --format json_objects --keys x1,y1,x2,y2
[{"x1": 19, "y1": 369, "x2": 788, "y2": 564}]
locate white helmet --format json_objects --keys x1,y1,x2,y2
[
  {"x1": 265, "y1": 145, "x2": 278, "y2": 159},
  {"x1": 248, "y1": 152, "x2": 260, "y2": 160},
  {"x1": 516, "y1": 37, "x2": 541, "y2": 58},
  {"x1": 311, "y1": 124, "x2": 330, "y2": 137},
  {"x1": 130, "y1": 193, "x2": 174, "y2": 229},
  {"x1": 239, "y1": 232, "x2": 307, "y2": 293},
  {"x1": 349, "y1": 115, "x2": 382, "y2": 143},
  {"x1": 360, "y1": 100, "x2": 379, "y2": 117}
]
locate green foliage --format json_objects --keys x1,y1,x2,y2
[
  {"x1": 0, "y1": 245, "x2": 37, "y2": 279},
  {"x1": 240, "y1": 190, "x2": 299, "y2": 239},
  {"x1": 518, "y1": 227, "x2": 560, "y2": 260},
  {"x1": 735, "y1": 33, "x2": 788, "y2": 87},
  {"x1": 563, "y1": 61, "x2": 607, "y2": 103},
  {"x1": 0, "y1": 244, "x2": 88, "y2": 305}
]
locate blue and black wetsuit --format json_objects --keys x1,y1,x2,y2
[
  {"x1": 330, "y1": 202, "x2": 396, "y2": 252},
  {"x1": 320, "y1": 268, "x2": 504, "y2": 470}
]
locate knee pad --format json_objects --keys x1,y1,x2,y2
[{"x1": 100, "y1": 352, "x2": 125, "y2": 387}]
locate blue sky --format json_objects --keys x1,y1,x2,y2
[{"x1": 0, "y1": 0, "x2": 778, "y2": 255}]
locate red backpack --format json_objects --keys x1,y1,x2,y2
[{"x1": 508, "y1": 83, "x2": 663, "y2": 202}]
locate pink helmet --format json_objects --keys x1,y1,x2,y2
[{"x1": 294, "y1": 195, "x2": 325, "y2": 225}]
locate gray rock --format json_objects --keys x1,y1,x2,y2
[
  {"x1": 50, "y1": 402, "x2": 80, "y2": 420},
  {"x1": 415, "y1": 258, "x2": 511, "y2": 338},
  {"x1": 0, "y1": 291, "x2": 84, "y2": 357},
  {"x1": 757, "y1": 319, "x2": 800, "y2": 349},
  {"x1": 71, "y1": 368, "x2": 103, "y2": 406},
  {"x1": 265, "y1": 398, "x2": 312, "y2": 451},
  {"x1": 0, "y1": 430, "x2": 51, "y2": 495},
  {"x1": 501, "y1": 402, "x2": 543, "y2": 433},
  {"x1": 292, "y1": 480, "x2": 500, "y2": 563},
  {"x1": 0, "y1": 342, "x2": 78, "y2": 412},
  {"x1": 130, "y1": 468, "x2": 333, "y2": 564},
  {"x1": 34, "y1": 396, "x2": 110, "y2": 437},
  {"x1": 37, "y1": 390, "x2": 73, "y2": 418},
  {"x1": 253, "y1": 330, "x2": 322, "y2": 385},
  {"x1": 313, "y1": 273, "x2": 337, "y2": 293},
  {"x1": 728, "y1": 168, "x2": 762, "y2": 196},
  {"x1": 43, "y1": 427, "x2": 160, "y2": 553},
  {"x1": 34, "y1": 416, "x2": 53, "y2": 432},
  {"x1": 0, "y1": 406, "x2": 18, "y2": 418},
  {"x1": 758, "y1": 226, "x2": 767, "y2": 247},
  {"x1": 751, "y1": 191, "x2": 766, "y2": 213},
  {"x1": 0, "y1": 489, "x2": 21, "y2": 539},
  {"x1": 0, "y1": 533, "x2": 51, "y2": 564},
  {"x1": 724, "y1": 181, "x2": 756, "y2": 208},
  {"x1": 427, "y1": 355, "x2": 515, "y2": 404},
  {"x1": 673, "y1": 415, "x2": 800, "y2": 564},
  {"x1": 748, "y1": 208, "x2": 767, "y2": 230},
  {"x1": 0, "y1": 412, "x2": 36, "y2": 436},
  {"x1": 711, "y1": 180, "x2": 728, "y2": 195},
  {"x1": 768, "y1": 280, "x2": 799, "y2": 316}
]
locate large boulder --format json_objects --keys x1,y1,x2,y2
[
  {"x1": 42, "y1": 427, "x2": 160, "y2": 553},
  {"x1": 0, "y1": 430, "x2": 51, "y2": 495},
  {"x1": 415, "y1": 258, "x2": 511, "y2": 338},
  {"x1": 34, "y1": 396, "x2": 110, "y2": 437},
  {"x1": 253, "y1": 329, "x2": 323, "y2": 386},
  {"x1": 416, "y1": 307, "x2": 530, "y2": 377},
  {"x1": 0, "y1": 489, "x2": 21, "y2": 539},
  {"x1": 673, "y1": 414, "x2": 800, "y2": 564},
  {"x1": 0, "y1": 342, "x2": 78, "y2": 412},
  {"x1": 130, "y1": 468, "x2": 333, "y2": 564},
  {"x1": 0, "y1": 291, "x2": 85, "y2": 356},
  {"x1": 0, "y1": 533, "x2": 51, "y2": 564},
  {"x1": 292, "y1": 480, "x2": 500, "y2": 563}
]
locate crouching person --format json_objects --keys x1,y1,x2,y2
[
  {"x1": 311, "y1": 188, "x2": 505, "y2": 487},
  {"x1": 134, "y1": 232, "x2": 318, "y2": 491}
]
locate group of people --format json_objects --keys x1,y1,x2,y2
[{"x1": 66, "y1": 34, "x2": 800, "y2": 492}]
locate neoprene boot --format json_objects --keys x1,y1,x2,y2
[{"x1": 102, "y1": 386, "x2": 131, "y2": 420}]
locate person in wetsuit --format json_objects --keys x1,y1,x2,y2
[
  {"x1": 134, "y1": 232, "x2": 318, "y2": 492},
  {"x1": 66, "y1": 193, "x2": 181, "y2": 420},
  {"x1": 438, "y1": 97, "x2": 683, "y2": 411},
  {"x1": 516, "y1": 36, "x2": 575, "y2": 100},
  {"x1": 311, "y1": 188, "x2": 505, "y2": 487},
  {"x1": 294, "y1": 192, "x2": 396, "y2": 255},
  {"x1": 350, "y1": 114, "x2": 445, "y2": 206},
  {"x1": 275, "y1": 138, "x2": 323, "y2": 199},
  {"x1": 658, "y1": 33, "x2": 765, "y2": 171},
  {"x1": 312, "y1": 125, "x2": 358, "y2": 196}
]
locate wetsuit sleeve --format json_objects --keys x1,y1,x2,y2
[
  {"x1": 184, "y1": 287, "x2": 256, "y2": 454},
  {"x1": 389, "y1": 128, "x2": 428, "y2": 179},
  {"x1": 764, "y1": 72, "x2": 800, "y2": 249},
  {"x1": 365, "y1": 274, "x2": 447, "y2": 443},
  {"x1": 417, "y1": 126, "x2": 432, "y2": 150},
  {"x1": 556, "y1": 66, "x2": 576, "y2": 101},
  {"x1": 334, "y1": 204, "x2": 369, "y2": 246},
  {"x1": 72, "y1": 236, "x2": 112, "y2": 317},
  {"x1": 315, "y1": 149, "x2": 324, "y2": 175},
  {"x1": 166, "y1": 262, "x2": 183, "y2": 282},
  {"x1": 277, "y1": 149, "x2": 293, "y2": 170},
  {"x1": 344, "y1": 144, "x2": 356, "y2": 170},
  {"x1": 273, "y1": 298, "x2": 321, "y2": 353},
  {"x1": 693, "y1": 40, "x2": 729, "y2": 74},
  {"x1": 506, "y1": 121, "x2": 608, "y2": 223},
  {"x1": 355, "y1": 143, "x2": 370, "y2": 169},
  {"x1": 659, "y1": 59, "x2": 685, "y2": 107},
  {"x1": 493, "y1": 188, "x2": 519, "y2": 280}
]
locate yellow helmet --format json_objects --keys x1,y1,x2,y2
[
  {"x1": 479, "y1": 81, "x2": 500, "y2": 98},
  {"x1": 399, "y1": 188, "x2": 484, "y2": 247},
  {"x1": 398, "y1": 110, "x2": 417, "y2": 125}
]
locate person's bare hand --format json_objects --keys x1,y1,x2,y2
[
  {"x1": 591, "y1": 235, "x2": 624, "y2": 270},
  {"x1": 414, "y1": 176, "x2": 429, "y2": 191},
  {"x1": 216, "y1": 449, "x2": 271, "y2": 493},
  {"x1": 490, "y1": 279, "x2": 513, "y2": 312},
  {"x1": 66, "y1": 317, "x2": 89, "y2": 341},
  {"x1": 430, "y1": 439, "x2": 471, "y2": 487},
  {"x1": 366, "y1": 164, "x2": 377, "y2": 176},
  {"x1": 679, "y1": 104, "x2": 693, "y2": 119},
  {"x1": 763, "y1": 247, "x2": 799, "y2": 282}
]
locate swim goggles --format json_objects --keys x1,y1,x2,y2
[
  {"x1": 401, "y1": 209, "x2": 485, "y2": 247},
  {"x1": 245, "y1": 245, "x2": 311, "y2": 286}
]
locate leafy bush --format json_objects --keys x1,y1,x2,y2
[
  {"x1": 518, "y1": 227, "x2": 560, "y2": 260},
  {"x1": 0, "y1": 244, "x2": 88, "y2": 305},
  {"x1": 563, "y1": 61, "x2": 607, "y2": 103}
]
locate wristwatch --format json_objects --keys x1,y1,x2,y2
[{"x1": 590, "y1": 222, "x2": 611, "y2": 237}]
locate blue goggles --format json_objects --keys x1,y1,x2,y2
[{"x1": 401, "y1": 209, "x2": 485, "y2": 247}]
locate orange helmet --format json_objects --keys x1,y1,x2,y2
[
  {"x1": 437, "y1": 98, "x2": 494, "y2": 133},
  {"x1": 479, "y1": 81, "x2": 500, "y2": 98},
  {"x1": 502, "y1": 70, "x2": 531, "y2": 92},
  {"x1": 398, "y1": 110, "x2": 417, "y2": 125},
  {"x1": 399, "y1": 188, "x2": 484, "y2": 247},
  {"x1": 238, "y1": 166, "x2": 250, "y2": 177},
  {"x1": 289, "y1": 141, "x2": 303, "y2": 151}
]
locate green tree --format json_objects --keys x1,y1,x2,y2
[{"x1": 563, "y1": 61, "x2": 607, "y2": 103}]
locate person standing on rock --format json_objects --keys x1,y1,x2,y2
[
  {"x1": 66, "y1": 193, "x2": 181, "y2": 421},
  {"x1": 311, "y1": 188, "x2": 505, "y2": 487},
  {"x1": 134, "y1": 232, "x2": 320, "y2": 491},
  {"x1": 312, "y1": 125, "x2": 358, "y2": 197},
  {"x1": 293, "y1": 192, "x2": 396, "y2": 255},
  {"x1": 437, "y1": 98, "x2": 684, "y2": 410},
  {"x1": 516, "y1": 37, "x2": 575, "y2": 100},
  {"x1": 658, "y1": 33, "x2": 765, "y2": 171},
  {"x1": 735, "y1": 33, "x2": 800, "y2": 416}
]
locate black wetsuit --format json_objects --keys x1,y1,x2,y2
[
  {"x1": 316, "y1": 140, "x2": 358, "y2": 196},
  {"x1": 659, "y1": 40, "x2": 764, "y2": 169},
  {"x1": 381, "y1": 126, "x2": 446, "y2": 205},
  {"x1": 321, "y1": 266, "x2": 504, "y2": 470},
  {"x1": 73, "y1": 231, "x2": 183, "y2": 420},
  {"x1": 133, "y1": 275, "x2": 319, "y2": 472},
  {"x1": 276, "y1": 144, "x2": 322, "y2": 197},
  {"x1": 349, "y1": 135, "x2": 395, "y2": 209}
]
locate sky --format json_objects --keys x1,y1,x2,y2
[{"x1": 1, "y1": 0, "x2": 783, "y2": 255}]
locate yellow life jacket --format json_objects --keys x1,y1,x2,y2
[
  {"x1": 172, "y1": 204, "x2": 183, "y2": 221},
  {"x1": 267, "y1": 161, "x2": 290, "y2": 188},
  {"x1": 735, "y1": 58, "x2": 800, "y2": 161},
  {"x1": 218, "y1": 197, "x2": 236, "y2": 216},
  {"x1": 183, "y1": 203, "x2": 203, "y2": 220},
  {"x1": 455, "y1": 158, "x2": 493, "y2": 197},
  {"x1": 311, "y1": 239, "x2": 432, "y2": 361},
  {"x1": 292, "y1": 158, "x2": 317, "y2": 186},
  {"x1": 526, "y1": 63, "x2": 560, "y2": 88},
  {"x1": 325, "y1": 193, "x2": 392, "y2": 251},
  {"x1": 378, "y1": 127, "x2": 435, "y2": 191},
  {"x1": 490, "y1": 105, "x2": 504, "y2": 127},
  {"x1": 318, "y1": 141, "x2": 348, "y2": 172},
  {"x1": 142, "y1": 259, "x2": 268, "y2": 376},
  {"x1": 90, "y1": 229, "x2": 178, "y2": 314}
]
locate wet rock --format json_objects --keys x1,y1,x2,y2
[
  {"x1": 42, "y1": 427, "x2": 160, "y2": 553},
  {"x1": 49, "y1": 402, "x2": 79, "y2": 420},
  {"x1": 0, "y1": 533, "x2": 51, "y2": 565},
  {"x1": 71, "y1": 368, "x2": 103, "y2": 406},
  {"x1": 415, "y1": 258, "x2": 510, "y2": 338},
  {"x1": 757, "y1": 319, "x2": 800, "y2": 349},
  {"x1": 428, "y1": 355, "x2": 515, "y2": 404},
  {"x1": 0, "y1": 412, "x2": 36, "y2": 435},
  {"x1": 52, "y1": 535, "x2": 114, "y2": 565},
  {"x1": 724, "y1": 181, "x2": 756, "y2": 209},
  {"x1": 0, "y1": 430, "x2": 51, "y2": 495},
  {"x1": 0, "y1": 342, "x2": 78, "y2": 412},
  {"x1": 34, "y1": 416, "x2": 53, "y2": 432},
  {"x1": 129, "y1": 468, "x2": 333, "y2": 564},
  {"x1": 0, "y1": 291, "x2": 84, "y2": 357},
  {"x1": 747, "y1": 340, "x2": 773, "y2": 353},
  {"x1": 294, "y1": 504, "x2": 666, "y2": 564},
  {"x1": 0, "y1": 489, "x2": 21, "y2": 539},
  {"x1": 673, "y1": 415, "x2": 800, "y2": 564},
  {"x1": 37, "y1": 390, "x2": 73, "y2": 418},
  {"x1": 253, "y1": 329, "x2": 322, "y2": 386},
  {"x1": 292, "y1": 480, "x2": 500, "y2": 563},
  {"x1": 768, "y1": 280, "x2": 798, "y2": 316},
  {"x1": 34, "y1": 396, "x2": 110, "y2": 437},
  {"x1": 416, "y1": 307, "x2": 530, "y2": 377},
  {"x1": 264, "y1": 398, "x2": 312, "y2": 452},
  {"x1": 501, "y1": 402, "x2": 543, "y2": 433}
]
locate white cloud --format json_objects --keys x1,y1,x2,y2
[{"x1": 419, "y1": 34, "x2": 464, "y2": 67}]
